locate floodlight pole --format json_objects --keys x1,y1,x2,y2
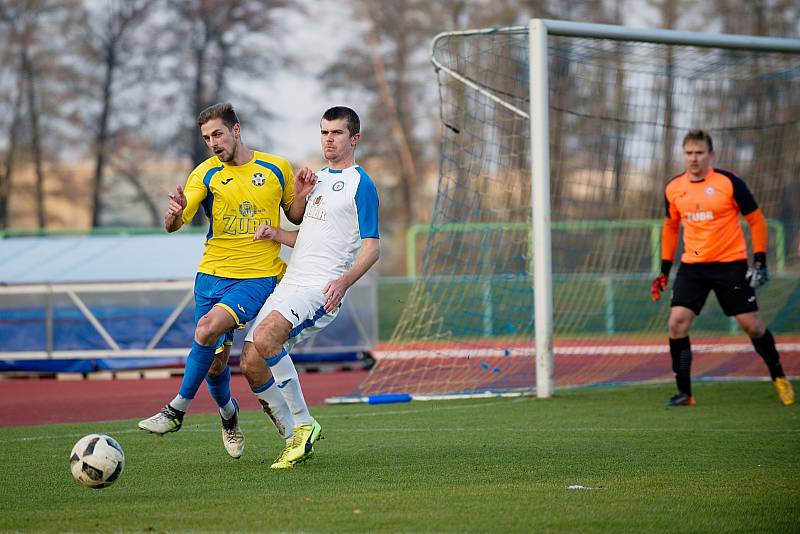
[{"x1": 529, "y1": 19, "x2": 554, "y2": 398}]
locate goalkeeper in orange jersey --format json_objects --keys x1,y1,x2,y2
[{"x1": 651, "y1": 129, "x2": 794, "y2": 407}]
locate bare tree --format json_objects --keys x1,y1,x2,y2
[
  {"x1": 82, "y1": 0, "x2": 156, "y2": 227},
  {"x1": 645, "y1": 0, "x2": 681, "y2": 182},
  {"x1": 0, "y1": 3, "x2": 26, "y2": 229},
  {"x1": 322, "y1": 0, "x2": 468, "y2": 229},
  {"x1": 712, "y1": 0, "x2": 800, "y2": 254},
  {"x1": 0, "y1": 0, "x2": 84, "y2": 229},
  {"x1": 154, "y1": 0, "x2": 295, "y2": 225}
]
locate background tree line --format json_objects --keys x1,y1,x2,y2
[{"x1": 0, "y1": 0, "x2": 797, "y2": 275}]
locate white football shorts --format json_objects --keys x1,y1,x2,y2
[{"x1": 244, "y1": 282, "x2": 339, "y2": 353}]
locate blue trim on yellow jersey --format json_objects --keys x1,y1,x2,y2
[
  {"x1": 201, "y1": 195, "x2": 213, "y2": 240},
  {"x1": 202, "y1": 166, "x2": 224, "y2": 187},
  {"x1": 201, "y1": 166, "x2": 223, "y2": 239},
  {"x1": 255, "y1": 159, "x2": 285, "y2": 190}
]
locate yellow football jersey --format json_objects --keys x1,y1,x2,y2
[{"x1": 181, "y1": 151, "x2": 295, "y2": 279}]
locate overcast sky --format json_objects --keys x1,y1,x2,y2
[
  {"x1": 258, "y1": 2, "x2": 663, "y2": 165},
  {"x1": 247, "y1": 1, "x2": 366, "y2": 165}
]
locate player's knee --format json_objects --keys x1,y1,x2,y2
[
  {"x1": 668, "y1": 318, "x2": 690, "y2": 337},
  {"x1": 741, "y1": 321, "x2": 765, "y2": 338},
  {"x1": 194, "y1": 318, "x2": 221, "y2": 346},
  {"x1": 736, "y1": 313, "x2": 765, "y2": 338}
]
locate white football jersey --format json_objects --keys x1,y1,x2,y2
[{"x1": 281, "y1": 165, "x2": 379, "y2": 286}]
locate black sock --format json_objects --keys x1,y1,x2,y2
[
  {"x1": 669, "y1": 337, "x2": 692, "y2": 396},
  {"x1": 751, "y1": 329, "x2": 785, "y2": 380}
]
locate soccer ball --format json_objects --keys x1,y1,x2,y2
[{"x1": 69, "y1": 434, "x2": 125, "y2": 489}]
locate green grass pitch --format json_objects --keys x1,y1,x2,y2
[{"x1": 1, "y1": 381, "x2": 798, "y2": 533}]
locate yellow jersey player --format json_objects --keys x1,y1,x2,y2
[{"x1": 138, "y1": 102, "x2": 317, "y2": 459}]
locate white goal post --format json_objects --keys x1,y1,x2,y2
[{"x1": 431, "y1": 20, "x2": 800, "y2": 399}]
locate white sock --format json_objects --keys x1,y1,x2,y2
[
  {"x1": 170, "y1": 395, "x2": 191, "y2": 413},
  {"x1": 254, "y1": 381, "x2": 294, "y2": 439},
  {"x1": 269, "y1": 353, "x2": 313, "y2": 426},
  {"x1": 219, "y1": 399, "x2": 236, "y2": 420}
]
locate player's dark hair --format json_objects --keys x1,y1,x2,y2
[
  {"x1": 682, "y1": 129, "x2": 713, "y2": 152},
  {"x1": 322, "y1": 106, "x2": 360, "y2": 137},
  {"x1": 197, "y1": 102, "x2": 239, "y2": 129}
]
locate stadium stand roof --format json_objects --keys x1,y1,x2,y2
[
  {"x1": 0, "y1": 231, "x2": 376, "y2": 373},
  {"x1": 0, "y1": 233, "x2": 205, "y2": 285}
]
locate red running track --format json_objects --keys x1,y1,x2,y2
[{"x1": 0, "y1": 370, "x2": 368, "y2": 427}]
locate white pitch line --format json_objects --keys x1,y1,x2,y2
[
  {"x1": 344, "y1": 427, "x2": 800, "y2": 434},
  {"x1": 376, "y1": 343, "x2": 800, "y2": 359},
  {"x1": 3, "y1": 394, "x2": 798, "y2": 445},
  {"x1": 5, "y1": 425, "x2": 797, "y2": 446},
  {"x1": 5, "y1": 424, "x2": 796, "y2": 446},
  {"x1": 0, "y1": 426, "x2": 151, "y2": 444},
  {"x1": 0, "y1": 399, "x2": 528, "y2": 444}
]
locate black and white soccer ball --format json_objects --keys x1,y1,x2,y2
[{"x1": 69, "y1": 434, "x2": 125, "y2": 489}]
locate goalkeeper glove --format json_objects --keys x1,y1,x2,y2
[
  {"x1": 650, "y1": 260, "x2": 672, "y2": 302},
  {"x1": 651, "y1": 274, "x2": 668, "y2": 301},
  {"x1": 745, "y1": 252, "x2": 769, "y2": 288}
]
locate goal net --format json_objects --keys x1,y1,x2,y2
[{"x1": 347, "y1": 21, "x2": 800, "y2": 401}]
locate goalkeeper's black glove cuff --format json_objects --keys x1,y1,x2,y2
[
  {"x1": 753, "y1": 252, "x2": 767, "y2": 268},
  {"x1": 660, "y1": 260, "x2": 673, "y2": 277}
]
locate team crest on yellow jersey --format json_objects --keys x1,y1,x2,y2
[
  {"x1": 252, "y1": 173, "x2": 265, "y2": 186},
  {"x1": 239, "y1": 201, "x2": 256, "y2": 217}
]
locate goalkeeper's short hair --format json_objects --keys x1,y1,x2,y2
[{"x1": 682, "y1": 129, "x2": 714, "y2": 152}]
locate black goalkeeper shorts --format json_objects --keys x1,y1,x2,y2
[{"x1": 670, "y1": 260, "x2": 758, "y2": 317}]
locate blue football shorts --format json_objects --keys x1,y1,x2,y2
[{"x1": 194, "y1": 272, "x2": 278, "y2": 348}]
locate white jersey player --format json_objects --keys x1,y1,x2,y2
[
  {"x1": 240, "y1": 107, "x2": 380, "y2": 469},
  {"x1": 245, "y1": 165, "x2": 379, "y2": 356},
  {"x1": 280, "y1": 164, "x2": 380, "y2": 287}
]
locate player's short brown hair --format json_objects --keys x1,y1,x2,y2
[
  {"x1": 682, "y1": 129, "x2": 714, "y2": 152},
  {"x1": 322, "y1": 106, "x2": 360, "y2": 137},
  {"x1": 197, "y1": 102, "x2": 239, "y2": 129}
]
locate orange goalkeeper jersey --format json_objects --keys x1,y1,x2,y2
[{"x1": 661, "y1": 168, "x2": 767, "y2": 264}]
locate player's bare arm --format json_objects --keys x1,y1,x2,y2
[
  {"x1": 322, "y1": 238, "x2": 380, "y2": 313},
  {"x1": 165, "y1": 185, "x2": 187, "y2": 233},
  {"x1": 252, "y1": 224, "x2": 299, "y2": 247},
  {"x1": 285, "y1": 167, "x2": 317, "y2": 224}
]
